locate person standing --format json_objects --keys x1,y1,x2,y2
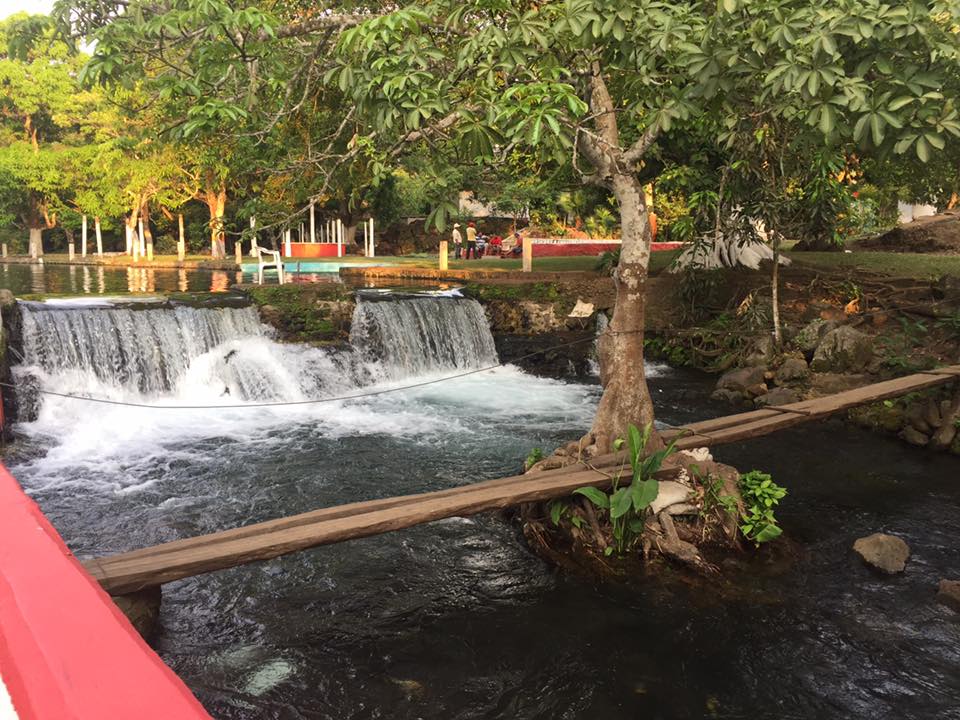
[
  {"x1": 465, "y1": 221, "x2": 478, "y2": 259},
  {"x1": 452, "y1": 223, "x2": 463, "y2": 259}
]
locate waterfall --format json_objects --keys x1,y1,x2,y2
[
  {"x1": 350, "y1": 296, "x2": 498, "y2": 378},
  {"x1": 14, "y1": 295, "x2": 499, "y2": 414},
  {"x1": 19, "y1": 303, "x2": 266, "y2": 395}
]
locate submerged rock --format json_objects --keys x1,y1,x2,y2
[
  {"x1": 936, "y1": 579, "x2": 960, "y2": 612},
  {"x1": 811, "y1": 326, "x2": 873, "y2": 373},
  {"x1": 853, "y1": 533, "x2": 911, "y2": 574}
]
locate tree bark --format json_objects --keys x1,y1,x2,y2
[
  {"x1": 204, "y1": 185, "x2": 227, "y2": 259},
  {"x1": 140, "y1": 203, "x2": 154, "y2": 259},
  {"x1": 578, "y1": 62, "x2": 660, "y2": 454},
  {"x1": 343, "y1": 222, "x2": 357, "y2": 248},
  {"x1": 591, "y1": 174, "x2": 659, "y2": 452},
  {"x1": 28, "y1": 226, "x2": 42, "y2": 259}
]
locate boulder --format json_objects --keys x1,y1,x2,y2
[
  {"x1": 716, "y1": 366, "x2": 766, "y2": 394},
  {"x1": 0, "y1": 288, "x2": 14, "y2": 308},
  {"x1": 810, "y1": 373, "x2": 870, "y2": 395},
  {"x1": 900, "y1": 426, "x2": 930, "y2": 447},
  {"x1": 755, "y1": 386, "x2": 801, "y2": 408},
  {"x1": 744, "y1": 335, "x2": 776, "y2": 366},
  {"x1": 793, "y1": 318, "x2": 836, "y2": 355},
  {"x1": 923, "y1": 398, "x2": 943, "y2": 428},
  {"x1": 710, "y1": 388, "x2": 746, "y2": 404},
  {"x1": 811, "y1": 326, "x2": 874, "y2": 373},
  {"x1": 853, "y1": 533, "x2": 910, "y2": 574},
  {"x1": 774, "y1": 357, "x2": 809, "y2": 386},
  {"x1": 929, "y1": 422, "x2": 957, "y2": 451},
  {"x1": 905, "y1": 404, "x2": 933, "y2": 435},
  {"x1": 936, "y1": 579, "x2": 960, "y2": 612}
]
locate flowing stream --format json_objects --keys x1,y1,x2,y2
[{"x1": 5, "y1": 296, "x2": 959, "y2": 720}]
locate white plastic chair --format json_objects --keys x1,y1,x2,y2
[{"x1": 255, "y1": 246, "x2": 286, "y2": 284}]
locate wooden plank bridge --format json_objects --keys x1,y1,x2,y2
[{"x1": 84, "y1": 367, "x2": 960, "y2": 596}]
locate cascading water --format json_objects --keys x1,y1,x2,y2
[
  {"x1": 19, "y1": 303, "x2": 267, "y2": 395},
  {"x1": 15, "y1": 295, "x2": 504, "y2": 416},
  {"x1": 350, "y1": 295, "x2": 499, "y2": 378}
]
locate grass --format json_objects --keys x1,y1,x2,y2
[{"x1": 786, "y1": 250, "x2": 960, "y2": 279}]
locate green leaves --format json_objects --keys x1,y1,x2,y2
[
  {"x1": 738, "y1": 470, "x2": 787, "y2": 546},
  {"x1": 573, "y1": 486, "x2": 610, "y2": 509}
]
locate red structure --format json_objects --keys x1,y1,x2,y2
[
  {"x1": 0, "y1": 466, "x2": 210, "y2": 719},
  {"x1": 287, "y1": 242, "x2": 341, "y2": 258},
  {"x1": 528, "y1": 239, "x2": 683, "y2": 257}
]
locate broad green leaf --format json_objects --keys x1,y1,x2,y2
[{"x1": 573, "y1": 486, "x2": 610, "y2": 509}]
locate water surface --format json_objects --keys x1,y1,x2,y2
[{"x1": 5, "y1": 299, "x2": 959, "y2": 720}]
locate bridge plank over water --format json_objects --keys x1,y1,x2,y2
[{"x1": 85, "y1": 367, "x2": 960, "y2": 595}]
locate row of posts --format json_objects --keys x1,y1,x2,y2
[{"x1": 13, "y1": 204, "x2": 376, "y2": 263}]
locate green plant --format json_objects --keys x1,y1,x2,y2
[
  {"x1": 525, "y1": 447, "x2": 544, "y2": 469},
  {"x1": 737, "y1": 470, "x2": 787, "y2": 545},
  {"x1": 574, "y1": 423, "x2": 677, "y2": 556},
  {"x1": 596, "y1": 247, "x2": 620, "y2": 276}
]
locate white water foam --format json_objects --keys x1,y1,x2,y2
[{"x1": 12, "y1": 298, "x2": 600, "y2": 494}]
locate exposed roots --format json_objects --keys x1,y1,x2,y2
[{"x1": 521, "y1": 446, "x2": 746, "y2": 578}]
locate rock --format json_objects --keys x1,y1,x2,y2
[
  {"x1": 905, "y1": 404, "x2": 933, "y2": 435},
  {"x1": 649, "y1": 481, "x2": 694, "y2": 515},
  {"x1": 744, "y1": 335, "x2": 776, "y2": 366},
  {"x1": 0, "y1": 288, "x2": 14, "y2": 308},
  {"x1": 681, "y1": 447, "x2": 713, "y2": 463},
  {"x1": 519, "y1": 301, "x2": 562, "y2": 333},
  {"x1": 744, "y1": 382, "x2": 768, "y2": 398},
  {"x1": 774, "y1": 357, "x2": 809, "y2": 386},
  {"x1": 793, "y1": 318, "x2": 836, "y2": 355},
  {"x1": 716, "y1": 365, "x2": 767, "y2": 393},
  {"x1": 853, "y1": 533, "x2": 910, "y2": 574},
  {"x1": 937, "y1": 579, "x2": 960, "y2": 612},
  {"x1": 710, "y1": 387, "x2": 746, "y2": 404},
  {"x1": 923, "y1": 398, "x2": 943, "y2": 428},
  {"x1": 754, "y1": 386, "x2": 801, "y2": 407},
  {"x1": 930, "y1": 422, "x2": 957, "y2": 451},
  {"x1": 900, "y1": 426, "x2": 930, "y2": 446},
  {"x1": 810, "y1": 373, "x2": 871, "y2": 395},
  {"x1": 811, "y1": 326, "x2": 874, "y2": 373},
  {"x1": 112, "y1": 587, "x2": 161, "y2": 639}
]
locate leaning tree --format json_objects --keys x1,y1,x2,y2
[{"x1": 62, "y1": 0, "x2": 960, "y2": 451}]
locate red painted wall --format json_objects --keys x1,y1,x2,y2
[
  {"x1": 288, "y1": 243, "x2": 341, "y2": 258},
  {"x1": 528, "y1": 241, "x2": 683, "y2": 257},
  {"x1": 0, "y1": 466, "x2": 210, "y2": 719}
]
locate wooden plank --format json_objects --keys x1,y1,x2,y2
[
  {"x1": 83, "y1": 365, "x2": 960, "y2": 595},
  {"x1": 779, "y1": 372, "x2": 953, "y2": 417},
  {"x1": 87, "y1": 465, "x2": 678, "y2": 594}
]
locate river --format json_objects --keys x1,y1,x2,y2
[{"x1": 4, "y1": 294, "x2": 958, "y2": 719}]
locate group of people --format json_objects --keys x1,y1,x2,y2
[{"x1": 450, "y1": 221, "x2": 524, "y2": 259}]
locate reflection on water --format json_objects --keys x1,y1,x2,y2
[{"x1": 0, "y1": 263, "x2": 243, "y2": 295}]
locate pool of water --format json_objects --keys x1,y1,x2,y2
[
  {"x1": 0, "y1": 263, "x2": 243, "y2": 295},
  {"x1": 5, "y1": 320, "x2": 959, "y2": 719}
]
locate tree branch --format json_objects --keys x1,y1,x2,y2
[{"x1": 622, "y1": 125, "x2": 660, "y2": 167}]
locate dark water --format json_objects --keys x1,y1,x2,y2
[{"x1": 7, "y1": 360, "x2": 960, "y2": 719}]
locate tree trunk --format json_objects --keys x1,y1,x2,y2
[
  {"x1": 590, "y1": 174, "x2": 659, "y2": 452},
  {"x1": 343, "y1": 222, "x2": 357, "y2": 248},
  {"x1": 141, "y1": 203, "x2": 154, "y2": 260},
  {"x1": 205, "y1": 186, "x2": 227, "y2": 259},
  {"x1": 28, "y1": 226, "x2": 43, "y2": 259},
  {"x1": 94, "y1": 217, "x2": 103, "y2": 256},
  {"x1": 126, "y1": 211, "x2": 140, "y2": 261}
]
